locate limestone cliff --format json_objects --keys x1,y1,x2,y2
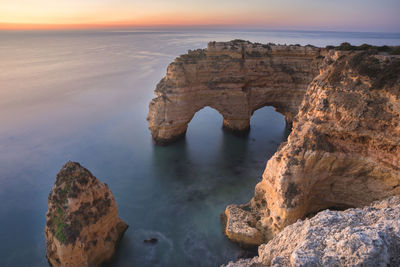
[
  {"x1": 223, "y1": 50, "x2": 400, "y2": 246},
  {"x1": 224, "y1": 196, "x2": 400, "y2": 267},
  {"x1": 147, "y1": 40, "x2": 325, "y2": 144},
  {"x1": 45, "y1": 162, "x2": 128, "y2": 266}
]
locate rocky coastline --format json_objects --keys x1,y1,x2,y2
[
  {"x1": 222, "y1": 48, "x2": 400, "y2": 247},
  {"x1": 44, "y1": 40, "x2": 400, "y2": 266},
  {"x1": 148, "y1": 40, "x2": 400, "y2": 266},
  {"x1": 224, "y1": 196, "x2": 400, "y2": 266}
]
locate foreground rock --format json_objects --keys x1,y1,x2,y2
[
  {"x1": 45, "y1": 162, "x2": 128, "y2": 266},
  {"x1": 223, "y1": 50, "x2": 400, "y2": 245},
  {"x1": 224, "y1": 196, "x2": 400, "y2": 267},
  {"x1": 147, "y1": 40, "x2": 325, "y2": 144}
]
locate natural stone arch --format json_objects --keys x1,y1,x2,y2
[
  {"x1": 147, "y1": 42, "x2": 400, "y2": 250},
  {"x1": 148, "y1": 92, "x2": 252, "y2": 144},
  {"x1": 147, "y1": 40, "x2": 326, "y2": 145}
]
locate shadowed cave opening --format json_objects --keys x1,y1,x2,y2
[
  {"x1": 184, "y1": 105, "x2": 290, "y2": 169},
  {"x1": 186, "y1": 105, "x2": 291, "y2": 143},
  {"x1": 305, "y1": 204, "x2": 356, "y2": 219},
  {"x1": 186, "y1": 106, "x2": 224, "y2": 143},
  {"x1": 250, "y1": 106, "x2": 291, "y2": 142}
]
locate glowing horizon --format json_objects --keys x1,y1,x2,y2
[{"x1": 1, "y1": 0, "x2": 399, "y2": 32}]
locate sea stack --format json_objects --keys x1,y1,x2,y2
[{"x1": 44, "y1": 161, "x2": 128, "y2": 266}]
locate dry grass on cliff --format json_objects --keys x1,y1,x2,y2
[
  {"x1": 327, "y1": 52, "x2": 400, "y2": 91},
  {"x1": 349, "y1": 52, "x2": 400, "y2": 89}
]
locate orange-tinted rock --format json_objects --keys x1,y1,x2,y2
[
  {"x1": 223, "y1": 51, "x2": 400, "y2": 246},
  {"x1": 147, "y1": 40, "x2": 325, "y2": 144},
  {"x1": 44, "y1": 162, "x2": 128, "y2": 266}
]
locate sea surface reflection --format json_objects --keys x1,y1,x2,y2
[{"x1": 0, "y1": 29, "x2": 399, "y2": 266}]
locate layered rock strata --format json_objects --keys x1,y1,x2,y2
[
  {"x1": 45, "y1": 161, "x2": 128, "y2": 266},
  {"x1": 224, "y1": 196, "x2": 400, "y2": 267},
  {"x1": 223, "y1": 50, "x2": 400, "y2": 246},
  {"x1": 147, "y1": 40, "x2": 325, "y2": 144}
]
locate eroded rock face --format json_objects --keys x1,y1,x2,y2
[
  {"x1": 223, "y1": 51, "x2": 400, "y2": 246},
  {"x1": 147, "y1": 40, "x2": 325, "y2": 144},
  {"x1": 224, "y1": 196, "x2": 400, "y2": 267},
  {"x1": 45, "y1": 161, "x2": 128, "y2": 266}
]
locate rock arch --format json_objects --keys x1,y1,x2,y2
[
  {"x1": 147, "y1": 43, "x2": 400, "y2": 248},
  {"x1": 147, "y1": 40, "x2": 326, "y2": 145}
]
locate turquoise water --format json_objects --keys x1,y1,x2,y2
[{"x1": 0, "y1": 29, "x2": 399, "y2": 266}]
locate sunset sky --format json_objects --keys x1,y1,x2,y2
[{"x1": 1, "y1": 0, "x2": 399, "y2": 31}]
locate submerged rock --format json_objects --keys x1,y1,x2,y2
[
  {"x1": 44, "y1": 161, "x2": 128, "y2": 267},
  {"x1": 224, "y1": 196, "x2": 400, "y2": 267},
  {"x1": 143, "y1": 238, "x2": 158, "y2": 244}
]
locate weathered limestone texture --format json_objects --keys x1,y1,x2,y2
[
  {"x1": 223, "y1": 50, "x2": 400, "y2": 246},
  {"x1": 224, "y1": 196, "x2": 400, "y2": 267},
  {"x1": 45, "y1": 162, "x2": 128, "y2": 267},
  {"x1": 147, "y1": 40, "x2": 325, "y2": 144}
]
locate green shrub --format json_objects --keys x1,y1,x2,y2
[{"x1": 54, "y1": 207, "x2": 67, "y2": 243}]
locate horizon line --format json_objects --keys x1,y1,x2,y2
[{"x1": 1, "y1": 22, "x2": 400, "y2": 34}]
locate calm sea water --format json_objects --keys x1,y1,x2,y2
[{"x1": 0, "y1": 29, "x2": 399, "y2": 267}]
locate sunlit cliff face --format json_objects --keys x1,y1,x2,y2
[{"x1": 1, "y1": 0, "x2": 399, "y2": 31}]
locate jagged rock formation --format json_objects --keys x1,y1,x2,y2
[
  {"x1": 223, "y1": 196, "x2": 400, "y2": 267},
  {"x1": 44, "y1": 162, "x2": 128, "y2": 266},
  {"x1": 147, "y1": 40, "x2": 325, "y2": 144},
  {"x1": 223, "y1": 50, "x2": 400, "y2": 246}
]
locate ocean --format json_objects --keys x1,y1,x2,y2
[{"x1": 0, "y1": 29, "x2": 399, "y2": 266}]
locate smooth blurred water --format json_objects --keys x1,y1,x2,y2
[{"x1": 0, "y1": 29, "x2": 399, "y2": 267}]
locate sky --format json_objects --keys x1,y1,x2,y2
[{"x1": 1, "y1": 0, "x2": 399, "y2": 31}]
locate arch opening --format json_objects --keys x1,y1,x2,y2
[
  {"x1": 250, "y1": 106, "x2": 287, "y2": 137},
  {"x1": 251, "y1": 104, "x2": 293, "y2": 139},
  {"x1": 186, "y1": 106, "x2": 224, "y2": 140},
  {"x1": 246, "y1": 106, "x2": 289, "y2": 162}
]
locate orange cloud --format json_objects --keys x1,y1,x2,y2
[{"x1": 0, "y1": 0, "x2": 398, "y2": 31}]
